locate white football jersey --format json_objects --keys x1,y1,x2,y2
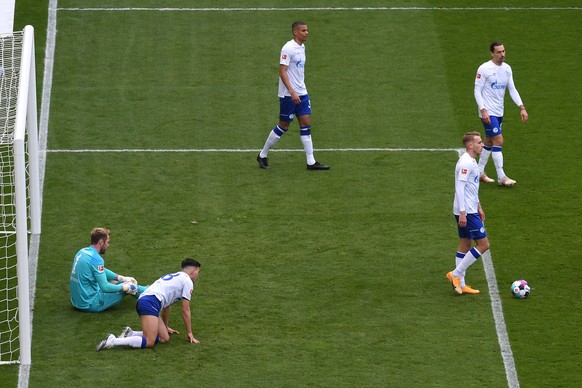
[
  {"x1": 139, "y1": 271, "x2": 193, "y2": 309},
  {"x1": 474, "y1": 60, "x2": 523, "y2": 117},
  {"x1": 278, "y1": 39, "x2": 308, "y2": 98},
  {"x1": 453, "y1": 152, "x2": 480, "y2": 215}
]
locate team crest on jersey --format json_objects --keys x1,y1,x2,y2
[{"x1": 98, "y1": 265, "x2": 104, "y2": 272}]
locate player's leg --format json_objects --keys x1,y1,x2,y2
[
  {"x1": 447, "y1": 216, "x2": 470, "y2": 294},
  {"x1": 478, "y1": 120, "x2": 495, "y2": 182},
  {"x1": 88, "y1": 291, "x2": 126, "y2": 312},
  {"x1": 140, "y1": 315, "x2": 163, "y2": 348},
  {"x1": 458, "y1": 215, "x2": 489, "y2": 292},
  {"x1": 488, "y1": 121, "x2": 514, "y2": 185},
  {"x1": 156, "y1": 316, "x2": 171, "y2": 343},
  {"x1": 297, "y1": 96, "x2": 329, "y2": 170},
  {"x1": 456, "y1": 238, "x2": 472, "y2": 287},
  {"x1": 136, "y1": 295, "x2": 162, "y2": 348},
  {"x1": 258, "y1": 97, "x2": 294, "y2": 168},
  {"x1": 297, "y1": 113, "x2": 316, "y2": 165}
]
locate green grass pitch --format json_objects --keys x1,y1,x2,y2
[{"x1": 5, "y1": 0, "x2": 582, "y2": 386}]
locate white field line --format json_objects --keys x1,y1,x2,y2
[
  {"x1": 482, "y1": 250, "x2": 520, "y2": 388},
  {"x1": 20, "y1": 2, "x2": 520, "y2": 388},
  {"x1": 56, "y1": 7, "x2": 582, "y2": 11},
  {"x1": 45, "y1": 147, "x2": 461, "y2": 153}
]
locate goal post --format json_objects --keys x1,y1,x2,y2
[{"x1": 0, "y1": 25, "x2": 41, "y2": 366}]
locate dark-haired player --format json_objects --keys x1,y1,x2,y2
[{"x1": 97, "y1": 258, "x2": 202, "y2": 350}]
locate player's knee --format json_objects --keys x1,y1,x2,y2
[
  {"x1": 478, "y1": 239, "x2": 490, "y2": 252},
  {"x1": 145, "y1": 338, "x2": 159, "y2": 348}
]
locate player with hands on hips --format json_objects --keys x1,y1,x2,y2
[
  {"x1": 474, "y1": 41, "x2": 528, "y2": 186},
  {"x1": 96, "y1": 258, "x2": 202, "y2": 351},
  {"x1": 69, "y1": 227, "x2": 147, "y2": 312}
]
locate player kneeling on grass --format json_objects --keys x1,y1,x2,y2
[{"x1": 97, "y1": 258, "x2": 201, "y2": 351}]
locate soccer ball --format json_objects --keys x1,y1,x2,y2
[{"x1": 511, "y1": 280, "x2": 530, "y2": 299}]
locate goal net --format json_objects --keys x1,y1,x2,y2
[{"x1": 0, "y1": 25, "x2": 41, "y2": 366}]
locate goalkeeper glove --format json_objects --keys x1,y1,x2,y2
[
  {"x1": 118, "y1": 275, "x2": 138, "y2": 285},
  {"x1": 121, "y1": 282, "x2": 138, "y2": 295}
]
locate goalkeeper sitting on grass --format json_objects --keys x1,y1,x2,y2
[{"x1": 69, "y1": 227, "x2": 147, "y2": 312}]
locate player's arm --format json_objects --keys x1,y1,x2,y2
[
  {"x1": 478, "y1": 202, "x2": 485, "y2": 222},
  {"x1": 104, "y1": 268, "x2": 117, "y2": 282},
  {"x1": 181, "y1": 298, "x2": 199, "y2": 344},
  {"x1": 104, "y1": 267, "x2": 138, "y2": 285},
  {"x1": 279, "y1": 64, "x2": 300, "y2": 104},
  {"x1": 455, "y1": 178, "x2": 468, "y2": 227},
  {"x1": 474, "y1": 69, "x2": 490, "y2": 124},
  {"x1": 94, "y1": 271, "x2": 124, "y2": 293},
  {"x1": 159, "y1": 306, "x2": 177, "y2": 334},
  {"x1": 507, "y1": 75, "x2": 528, "y2": 123}
]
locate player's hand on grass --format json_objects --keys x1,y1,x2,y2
[
  {"x1": 187, "y1": 333, "x2": 200, "y2": 344},
  {"x1": 167, "y1": 327, "x2": 179, "y2": 335}
]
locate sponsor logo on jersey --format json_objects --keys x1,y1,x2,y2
[{"x1": 490, "y1": 81, "x2": 506, "y2": 90}]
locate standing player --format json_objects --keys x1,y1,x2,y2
[
  {"x1": 474, "y1": 42, "x2": 528, "y2": 186},
  {"x1": 446, "y1": 132, "x2": 490, "y2": 295},
  {"x1": 257, "y1": 21, "x2": 329, "y2": 170},
  {"x1": 70, "y1": 227, "x2": 147, "y2": 312},
  {"x1": 96, "y1": 258, "x2": 201, "y2": 350}
]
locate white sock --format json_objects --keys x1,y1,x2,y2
[
  {"x1": 260, "y1": 126, "x2": 286, "y2": 158},
  {"x1": 456, "y1": 252, "x2": 466, "y2": 287},
  {"x1": 301, "y1": 135, "x2": 316, "y2": 165},
  {"x1": 111, "y1": 335, "x2": 144, "y2": 349},
  {"x1": 478, "y1": 146, "x2": 492, "y2": 174},
  {"x1": 300, "y1": 126, "x2": 316, "y2": 165},
  {"x1": 492, "y1": 146, "x2": 505, "y2": 179},
  {"x1": 453, "y1": 247, "x2": 481, "y2": 277}
]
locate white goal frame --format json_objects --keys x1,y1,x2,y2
[{"x1": 0, "y1": 24, "x2": 41, "y2": 366}]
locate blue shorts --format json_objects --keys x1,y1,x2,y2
[
  {"x1": 456, "y1": 213, "x2": 487, "y2": 240},
  {"x1": 279, "y1": 94, "x2": 311, "y2": 122},
  {"x1": 136, "y1": 295, "x2": 162, "y2": 317},
  {"x1": 481, "y1": 116, "x2": 503, "y2": 138}
]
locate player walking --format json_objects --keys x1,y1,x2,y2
[
  {"x1": 257, "y1": 21, "x2": 329, "y2": 170},
  {"x1": 474, "y1": 42, "x2": 528, "y2": 186},
  {"x1": 446, "y1": 132, "x2": 490, "y2": 295}
]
